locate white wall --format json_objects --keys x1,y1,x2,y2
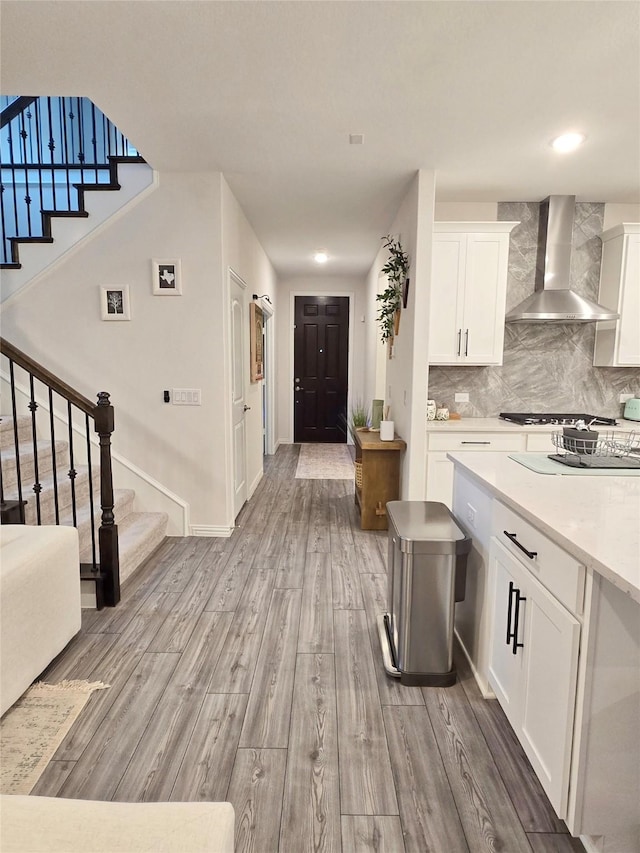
[
  {"x1": 1, "y1": 171, "x2": 242, "y2": 532},
  {"x1": 221, "y1": 176, "x2": 277, "y2": 499},
  {"x1": 276, "y1": 275, "x2": 367, "y2": 445},
  {"x1": 365, "y1": 170, "x2": 436, "y2": 499},
  {"x1": 435, "y1": 202, "x2": 498, "y2": 221},
  {"x1": 603, "y1": 203, "x2": 640, "y2": 230}
]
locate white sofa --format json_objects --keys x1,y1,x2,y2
[
  {"x1": 0, "y1": 796, "x2": 235, "y2": 852},
  {"x1": 0, "y1": 524, "x2": 81, "y2": 717}
]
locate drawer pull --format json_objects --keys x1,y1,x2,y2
[
  {"x1": 504, "y1": 530, "x2": 538, "y2": 560},
  {"x1": 457, "y1": 329, "x2": 462, "y2": 356},
  {"x1": 512, "y1": 587, "x2": 526, "y2": 655},
  {"x1": 506, "y1": 581, "x2": 516, "y2": 644},
  {"x1": 461, "y1": 441, "x2": 491, "y2": 445}
]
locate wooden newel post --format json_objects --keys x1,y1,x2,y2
[{"x1": 94, "y1": 391, "x2": 120, "y2": 606}]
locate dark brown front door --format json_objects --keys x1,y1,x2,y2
[{"x1": 294, "y1": 295, "x2": 349, "y2": 443}]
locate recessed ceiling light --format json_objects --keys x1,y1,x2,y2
[
  {"x1": 551, "y1": 132, "x2": 586, "y2": 153},
  {"x1": 314, "y1": 251, "x2": 328, "y2": 264},
  {"x1": 349, "y1": 133, "x2": 364, "y2": 145}
]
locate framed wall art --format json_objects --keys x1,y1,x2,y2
[
  {"x1": 100, "y1": 286, "x2": 131, "y2": 321},
  {"x1": 152, "y1": 259, "x2": 182, "y2": 295},
  {"x1": 250, "y1": 301, "x2": 264, "y2": 382}
]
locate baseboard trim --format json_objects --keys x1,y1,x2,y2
[
  {"x1": 189, "y1": 524, "x2": 234, "y2": 538},
  {"x1": 454, "y1": 628, "x2": 495, "y2": 699},
  {"x1": 248, "y1": 468, "x2": 263, "y2": 498}
]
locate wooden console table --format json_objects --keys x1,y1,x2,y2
[{"x1": 353, "y1": 429, "x2": 406, "y2": 530}]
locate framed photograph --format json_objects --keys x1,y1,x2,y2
[
  {"x1": 250, "y1": 301, "x2": 264, "y2": 382},
  {"x1": 152, "y1": 259, "x2": 182, "y2": 295},
  {"x1": 100, "y1": 286, "x2": 131, "y2": 321}
]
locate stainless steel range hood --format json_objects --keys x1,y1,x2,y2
[{"x1": 505, "y1": 195, "x2": 619, "y2": 324}]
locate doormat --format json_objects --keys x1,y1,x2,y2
[
  {"x1": 0, "y1": 680, "x2": 109, "y2": 794},
  {"x1": 295, "y1": 443, "x2": 355, "y2": 479}
]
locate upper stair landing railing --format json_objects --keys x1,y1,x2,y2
[{"x1": 0, "y1": 95, "x2": 142, "y2": 266}]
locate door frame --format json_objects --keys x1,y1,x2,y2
[
  {"x1": 227, "y1": 268, "x2": 248, "y2": 522},
  {"x1": 255, "y1": 295, "x2": 276, "y2": 455},
  {"x1": 289, "y1": 290, "x2": 355, "y2": 444}
]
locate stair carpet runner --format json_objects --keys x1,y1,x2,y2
[{"x1": 0, "y1": 415, "x2": 167, "y2": 602}]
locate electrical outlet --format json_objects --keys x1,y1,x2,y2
[
  {"x1": 466, "y1": 503, "x2": 477, "y2": 529},
  {"x1": 620, "y1": 393, "x2": 634, "y2": 403},
  {"x1": 455, "y1": 392, "x2": 470, "y2": 403}
]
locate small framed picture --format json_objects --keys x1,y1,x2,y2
[
  {"x1": 100, "y1": 286, "x2": 131, "y2": 321},
  {"x1": 250, "y1": 301, "x2": 264, "y2": 382},
  {"x1": 152, "y1": 259, "x2": 182, "y2": 295}
]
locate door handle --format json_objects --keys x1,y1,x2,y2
[
  {"x1": 457, "y1": 329, "x2": 461, "y2": 356},
  {"x1": 295, "y1": 386, "x2": 303, "y2": 392},
  {"x1": 243, "y1": 405, "x2": 251, "y2": 412}
]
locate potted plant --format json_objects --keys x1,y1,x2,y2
[
  {"x1": 348, "y1": 399, "x2": 369, "y2": 439},
  {"x1": 376, "y1": 235, "x2": 409, "y2": 343}
]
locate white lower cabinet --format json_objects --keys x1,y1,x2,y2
[{"x1": 488, "y1": 536, "x2": 581, "y2": 818}]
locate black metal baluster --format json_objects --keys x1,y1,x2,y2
[
  {"x1": 9, "y1": 362, "x2": 24, "y2": 514},
  {"x1": 6, "y1": 122, "x2": 20, "y2": 240},
  {"x1": 90, "y1": 102, "x2": 98, "y2": 183},
  {"x1": 67, "y1": 400, "x2": 77, "y2": 528},
  {"x1": 46, "y1": 97, "x2": 56, "y2": 210},
  {"x1": 85, "y1": 412, "x2": 97, "y2": 569},
  {"x1": 76, "y1": 97, "x2": 85, "y2": 184},
  {"x1": 28, "y1": 374, "x2": 42, "y2": 524},
  {"x1": 102, "y1": 113, "x2": 108, "y2": 162},
  {"x1": 61, "y1": 97, "x2": 72, "y2": 208},
  {"x1": 33, "y1": 99, "x2": 46, "y2": 218},
  {"x1": 1, "y1": 181, "x2": 8, "y2": 264},
  {"x1": 48, "y1": 388, "x2": 60, "y2": 524},
  {"x1": 18, "y1": 110, "x2": 33, "y2": 238}
]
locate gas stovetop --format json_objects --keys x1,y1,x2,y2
[{"x1": 499, "y1": 412, "x2": 618, "y2": 426}]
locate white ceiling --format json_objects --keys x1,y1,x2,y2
[{"x1": 2, "y1": 1, "x2": 639, "y2": 277}]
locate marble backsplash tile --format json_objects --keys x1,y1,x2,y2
[{"x1": 428, "y1": 202, "x2": 640, "y2": 419}]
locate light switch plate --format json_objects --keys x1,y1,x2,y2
[
  {"x1": 455, "y1": 392, "x2": 470, "y2": 403},
  {"x1": 172, "y1": 388, "x2": 201, "y2": 405}
]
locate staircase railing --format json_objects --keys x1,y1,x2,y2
[
  {"x1": 0, "y1": 95, "x2": 139, "y2": 266},
  {"x1": 0, "y1": 337, "x2": 120, "y2": 608}
]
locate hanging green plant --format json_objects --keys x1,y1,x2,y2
[{"x1": 376, "y1": 235, "x2": 409, "y2": 343}]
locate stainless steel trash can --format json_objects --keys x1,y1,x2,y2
[{"x1": 378, "y1": 501, "x2": 471, "y2": 686}]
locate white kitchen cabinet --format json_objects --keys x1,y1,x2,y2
[
  {"x1": 429, "y1": 222, "x2": 518, "y2": 365},
  {"x1": 488, "y1": 534, "x2": 581, "y2": 818},
  {"x1": 593, "y1": 223, "x2": 640, "y2": 367},
  {"x1": 425, "y1": 430, "x2": 525, "y2": 508}
]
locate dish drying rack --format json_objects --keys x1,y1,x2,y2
[{"x1": 549, "y1": 430, "x2": 640, "y2": 469}]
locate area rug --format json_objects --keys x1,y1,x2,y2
[
  {"x1": 0, "y1": 680, "x2": 109, "y2": 794},
  {"x1": 295, "y1": 443, "x2": 355, "y2": 479}
]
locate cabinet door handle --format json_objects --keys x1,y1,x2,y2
[
  {"x1": 504, "y1": 531, "x2": 538, "y2": 559},
  {"x1": 461, "y1": 441, "x2": 491, "y2": 445},
  {"x1": 465, "y1": 328, "x2": 469, "y2": 356},
  {"x1": 506, "y1": 581, "x2": 516, "y2": 644},
  {"x1": 457, "y1": 329, "x2": 462, "y2": 356},
  {"x1": 512, "y1": 589, "x2": 526, "y2": 655}
]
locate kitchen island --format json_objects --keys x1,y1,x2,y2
[{"x1": 448, "y1": 452, "x2": 639, "y2": 852}]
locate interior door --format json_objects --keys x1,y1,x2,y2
[
  {"x1": 294, "y1": 295, "x2": 349, "y2": 443},
  {"x1": 230, "y1": 274, "x2": 247, "y2": 516}
]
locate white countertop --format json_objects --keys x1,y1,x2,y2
[
  {"x1": 427, "y1": 417, "x2": 636, "y2": 433},
  {"x1": 448, "y1": 451, "x2": 640, "y2": 603}
]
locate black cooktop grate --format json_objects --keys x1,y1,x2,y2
[{"x1": 499, "y1": 413, "x2": 618, "y2": 426}]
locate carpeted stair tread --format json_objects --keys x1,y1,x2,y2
[
  {"x1": 3, "y1": 464, "x2": 98, "y2": 526},
  {"x1": 76, "y1": 489, "x2": 135, "y2": 557},
  {"x1": 0, "y1": 415, "x2": 32, "y2": 449},
  {"x1": 111, "y1": 511, "x2": 168, "y2": 586},
  {"x1": 0, "y1": 439, "x2": 69, "y2": 486}
]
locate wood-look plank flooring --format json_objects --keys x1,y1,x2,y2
[{"x1": 35, "y1": 444, "x2": 583, "y2": 852}]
